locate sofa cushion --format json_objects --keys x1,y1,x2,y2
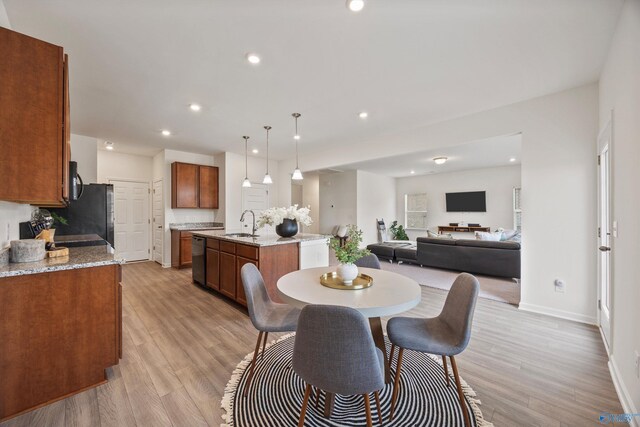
[
  {"x1": 416, "y1": 237, "x2": 457, "y2": 246},
  {"x1": 426, "y1": 230, "x2": 453, "y2": 239},
  {"x1": 395, "y1": 247, "x2": 417, "y2": 261},
  {"x1": 475, "y1": 231, "x2": 503, "y2": 241},
  {"x1": 456, "y1": 239, "x2": 521, "y2": 250}
]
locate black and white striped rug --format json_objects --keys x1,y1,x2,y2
[{"x1": 222, "y1": 334, "x2": 492, "y2": 426}]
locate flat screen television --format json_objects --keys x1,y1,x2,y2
[{"x1": 445, "y1": 191, "x2": 486, "y2": 212}]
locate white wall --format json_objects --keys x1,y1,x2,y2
[
  {"x1": 0, "y1": 202, "x2": 33, "y2": 249},
  {"x1": 357, "y1": 170, "x2": 396, "y2": 246},
  {"x1": 284, "y1": 83, "x2": 599, "y2": 324},
  {"x1": 599, "y1": 0, "x2": 640, "y2": 417},
  {"x1": 97, "y1": 150, "x2": 152, "y2": 184},
  {"x1": 0, "y1": 0, "x2": 10, "y2": 28},
  {"x1": 70, "y1": 134, "x2": 97, "y2": 183},
  {"x1": 319, "y1": 171, "x2": 358, "y2": 235},
  {"x1": 301, "y1": 173, "x2": 320, "y2": 234},
  {"x1": 396, "y1": 165, "x2": 521, "y2": 240}
]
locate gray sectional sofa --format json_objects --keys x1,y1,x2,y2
[{"x1": 367, "y1": 237, "x2": 521, "y2": 279}]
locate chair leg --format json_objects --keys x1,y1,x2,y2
[
  {"x1": 243, "y1": 331, "x2": 263, "y2": 397},
  {"x1": 314, "y1": 387, "x2": 321, "y2": 409},
  {"x1": 389, "y1": 343, "x2": 396, "y2": 368},
  {"x1": 373, "y1": 391, "x2": 382, "y2": 426},
  {"x1": 442, "y1": 355, "x2": 450, "y2": 387},
  {"x1": 363, "y1": 394, "x2": 373, "y2": 427},
  {"x1": 389, "y1": 347, "x2": 404, "y2": 421},
  {"x1": 261, "y1": 332, "x2": 269, "y2": 361},
  {"x1": 450, "y1": 356, "x2": 471, "y2": 427},
  {"x1": 298, "y1": 383, "x2": 313, "y2": 427}
]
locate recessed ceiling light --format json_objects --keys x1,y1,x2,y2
[
  {"x1": 252, "y1": 148, "x2": 259, "y2": 154},
  {"x1": 161, "y1": 129, "x2": 171, "y2": 136},
  {"x1": 346, "y1": 0, "x2": 365, "y2": 12},
  {"x1": 104, "y1": 141, "x2": 114, "y2": 150},
  {"x1": 189, "y1": 103, "x2": 201, "y2": 112},
  {"x1": 509, "y1": 157, "x2": 517, "y2": 162},
  {"x1": 433, "y1": 157, "x2": 448, "y2": 165},
  {"x1": 359, "y1": 111, "x2": 368, "y2": 119},
  {"x1": 410, "y1": 170, "x2": 415, "y2": 174},
  {"x1": 246, "y1": 53, "x2": 261, "y2": 64},
  {"x1": 293, "y1": 134, "x2": 301, "y2": 141}
]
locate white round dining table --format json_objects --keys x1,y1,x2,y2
[{"x1": 277, "y1": 265, "x2": 421, "y2": 417}]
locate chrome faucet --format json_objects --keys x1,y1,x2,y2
[{"x1": 240, "y1": 210, "x2": 257, "y2": 235}]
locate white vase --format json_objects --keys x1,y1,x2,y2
[{"x1": 337, "y1": 263, "x2": 359, "y2": 284}]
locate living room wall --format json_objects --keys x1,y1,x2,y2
[
  {"x1": 598, "y1": 0, "x2": 640, "y2": 418},
  {"x1": 395, "y1": 165, "x2": 521, "y2": 240}
]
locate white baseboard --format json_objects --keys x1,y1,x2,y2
[
  {"x1": 518, "y1": 302, "x2": 597, "y2": 325},
  {"x1": 609, "y1": 355, "x2": 639, "y2": 427},
  {"x1": 162, "y1": 262, "x2": 171, "y2": 268}
]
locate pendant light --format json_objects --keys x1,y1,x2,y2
[
  {"x1": 291, "y1": 113, "x2": 303, "y2": 180},
  {"x1": 262, "y1": 126, "x2": 273, "y2": 184},
  {"x1": 242, "y1": 136, "x2": 251, "y2": 188}
]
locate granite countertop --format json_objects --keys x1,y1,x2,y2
[
  {"x1": 192, "y1": 230, "x2": 330, "y2": 247},
  {"x1": 169, "y1": 222, "x2": 224, "y2": 231},
  {"x1": 0, "y1": 246, "x2": 124, "y2": 278}
]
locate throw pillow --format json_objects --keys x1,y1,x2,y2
[
  {"x1": 475, "y1": 231, "x2": 502, "y2": 241},
  {"x1": 498, "y1": 228, "x2": 519, "y2": 241},
  {"x1": 427, "y1": 230, "x2": 453, "y2": 239}
]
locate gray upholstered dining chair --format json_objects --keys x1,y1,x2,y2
[
  {"x1": 387, "y1": 272, "x2": 479, "y2": 427},
  {"x1": 355, "y1": 253, "x2": 381, "y2": 270},
  {"x1": 293, "y1": 305, "x2": 385, "y2": 427},
  {"x1": 241, "y1": 263, "x2": 301, "y2": 397}
]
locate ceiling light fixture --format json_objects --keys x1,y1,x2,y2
[
  {"x1": 359, "y1": 111, "x2": 368, "y2": 119},
  {"x1": 189, "y1": 103, "x2": 201, "y2": 112},
  {"x1": 161, "y1": 129, "x2": 171, "y2": 136},
  {"x1": 246, "y1": 53, "x2": 261, "y2": 64},
  {"x1": 509, "y1": 157, "x2": 517, "y2": 162},
  {"x1": 104, "y1": 141, "x2": 114, "y2": 150},
  {"x1": 242, "y1": 136, "x2": 252, "y2": 188},
  {"x1": 252, "y1": 148, "x2": 259, "y2": 154},
  {"x1": 410, "y1": 170, "x2": 415, "y2": 174},
  {"x1": 433, "y1": 157, "x2": 448, "y2": 165},
  {"x1": 263, "y1": 125, "x2": 273, "y2": 185},
  {"x1": 347, "y1": 0, "x2": 365, "y2": 12},
  {"x1": 291, "y1": 113, "x2": 303, "y2": 180}
]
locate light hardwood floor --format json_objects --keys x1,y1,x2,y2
[{"x1": 1, "y1": 262, "x2": 621, "y2": 427}]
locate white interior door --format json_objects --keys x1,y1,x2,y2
[
  {"x1": 152, "y1": 180, "x2": 163, "y2": 264},
  {"x1": 597, "y1": 119, "x2": 613, "y2": 348},
  {"x1": 242, "y1": 184, "x2": 270, "y2": 234},
  {"x1": 112, "y1": 180, "x2": 150, "y2": 262}
]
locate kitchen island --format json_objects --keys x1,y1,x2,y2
[
  {"x1": 0, "y1": 246, "x2": 124, "y2": 422},
  {"x1": 191, "y1": 231, "x2": 329, "y2": 305}
]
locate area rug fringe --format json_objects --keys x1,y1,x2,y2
[
  {"x1": 221, "y1": 332, "x2": 493, "y2": 427},
  {"x1": 221, "y1": 333, "x2": 295, "y2": 427}
]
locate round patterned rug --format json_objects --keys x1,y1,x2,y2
[{"x1": 222, "y1": 334, "x2": 492, "y2": 426}]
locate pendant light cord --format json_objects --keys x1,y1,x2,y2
[{"x1": 243, "y1": 136, "x2": 249, "y2": 179}]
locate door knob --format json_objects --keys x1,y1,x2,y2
[{"x1": 599, "y1": 246, "x2": 611, "y2": 252}]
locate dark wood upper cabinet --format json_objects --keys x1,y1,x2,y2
[
  {"x1": 171, "y1": 162, "x2": 218, "y2": 209},
  {"x1": 0, "y1": 27, "x2": 70, "y2": 206},
  {"x1": 198, "y1": 165, "x2": 219, "y2": 209}
]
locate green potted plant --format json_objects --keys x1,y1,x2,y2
[
  {"x1": 389, "y1": 220, "x2": 409, "y2": 240},
  {"x1": 329, "y1": 225, "x2": 370, "y2": 284}
]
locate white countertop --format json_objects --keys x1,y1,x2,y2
[{"x1": 192, "y1": 230, "x2": 329, "y2": 247}]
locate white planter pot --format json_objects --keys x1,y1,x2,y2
[{"x1": 337, "y1": 263, "x2": 359, "y2": 284}]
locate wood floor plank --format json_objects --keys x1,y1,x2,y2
[{"x1": 0, "y1": 261, "x2": 623, "y2": 427}]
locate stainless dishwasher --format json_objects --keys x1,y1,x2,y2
[{"x1": 192, "y1": 235, "x2": 206, "y2": 285}]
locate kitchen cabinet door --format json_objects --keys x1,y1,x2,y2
[
  {"x1": 0, "y1": 27, "x2": 68, "y2": 206},
  {"x1": 219, "y1": 252, "x2": 236, "y2": 299},
  {"x1": 198, "y1": 166, "x2": 219, "y2": 209},
  {"x1": 171, "y1": 162, "x2": 198, "y2": 208},
  {"x1": 206, "y1": 248, "x2": 220, "y2": 290},
  {"x1": 236, "y1": 257, "x2": 257, "y2": 307},
  {"x1": 180, "y1": 236, "x2": 192, "y2": 266}
]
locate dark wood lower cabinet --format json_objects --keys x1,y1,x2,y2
[
  {"x1": 219, "y1": 251, "x2": 236, "y2": 299},
  {"x1": 206, "y1": 248, "x2": 220, "y2": 290},
  {"x1": 202, "y1": 237, "x2": 299, "y2": 306},
  {"x1": 0, "y1": 264, "x2": 122, "y2": 422}
]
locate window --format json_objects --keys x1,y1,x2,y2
[
  {"x1": 405, "y1": 193, "x2": 428, "y2": 229},
  {"x1": 513, "y1": 187, "x2": 522, "y2": 231}
]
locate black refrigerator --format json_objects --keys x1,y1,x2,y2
[{"x1": 46, "y1": 184, "x2": 115, "y2": 247}]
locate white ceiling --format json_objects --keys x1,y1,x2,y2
[
  {"x1": 4, "y1": 0, "x2": 622, "y2": 160},
  {"x1": 336, "y1": 133, "x2": 522, "y2": 177}
]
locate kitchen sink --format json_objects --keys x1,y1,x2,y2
[{"x1": 224, "y1": 233, "x2": 259, "y2": 238}]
